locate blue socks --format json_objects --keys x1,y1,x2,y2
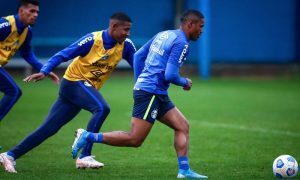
[
  {"x1": 79, "y1": 133, "x2": 103, "y2": 159},
  {"x1": 86, "y1": 132, "x2": 103, "y2": 143},
  {"x1": 178, "y1": 156, "x2": 189, "y2": 170}
]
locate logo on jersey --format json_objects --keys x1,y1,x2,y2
[
  {"x1": 78, "y1": 36, "x2": 94, "y2": 46},
  {"x1": 100, "y1": 54, "x2": 109, "y2": 60},
  {"x1": 151, "y1": 109, "x2": 158, "y2": 119},
  {"x1": 125, "y1": 38, "x2": 136, "y2": 51},
  {"x1": 178, "y1": 44, "x2": 188, "y2": 64},
  {"x1": 91, "y1": 61, "x2": 114, "y2": 70},
  {"x1": 0, "y1": 22, "x2": 10, "y2": 29},
  {"x1": 90, "y1": 70, "x2": 105, "y2": 78},
  {"x1": 84, "y1": 81, "x2": 92, "y2": 87},
  {"x1": 150, "y1": 31, "x2": 169, "y2": 56}
]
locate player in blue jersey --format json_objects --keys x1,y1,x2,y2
[
  {"x1": 0, "y1": 12, "x2": 136, "y2": 173},
  {"x1": 71, "y1": 10, "x2": 208, "y2": 179},
  {"x1": 0, "y1": 0, "x2": 59, "y2": 151}
]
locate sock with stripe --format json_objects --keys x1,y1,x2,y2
[
  {"x1": 178, "y1": 156, "x2": 190, "y2": 170},
  {"x1": 86, "y1": 132, "x2": 103, "y2": 143}
]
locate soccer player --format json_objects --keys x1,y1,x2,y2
[
  {"x1": 0, "y1": 12, "x2": 135, "y2": 173},
  {"x1": 71, "y1": 9, "x2": 208, "y2": 179},
  {"x1": 0, "y1": 0, "x2": 59, "y2": 122},
  {"x1": 0, "y1": 0, "x2": 59, "y2": 152}
]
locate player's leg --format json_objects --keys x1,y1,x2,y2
[
  {"x1": 102, "y1": 117, "x2": 152, "y2": 146},
  {"x1": 0, "y1": 67, "x2": 22, "y2": 122},
  {"x1": 8, "y1": 96, "x2": 81, "y2": 158},
  {"x1": 74, "y1": 81, "x2": 110, "y2": 158},
  {"x1": 72, "y1": 117, "x2": 153, "y2": 159},
  {"x1": 91, "y1": 89, "x2": 157, "y2": 146},
  {"x1": 0, "y1": 96, "x2": 80, "y2": 173},
  {"x1": 64, "y1": 80, "x2": 110, "y2": 168},
  {"x1": 71, "y1": 89, "x2": 157, "y2": 158},
  {"x1": 159, "y1": 107, "x2": 189, "y2": 157},
  {"x1": 158, "y1": 106, "x2": 207, "y2": 178}
]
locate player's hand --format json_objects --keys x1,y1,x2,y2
[
  {"x1": 48, "y1": 72, "x2": 60, "y2": 84},
  {"x1": 23, "y1": 72, "x2": 46, "y2": 83},
  {"x1": 183, "y1": 78, "x2": 192, "y2": 91}
]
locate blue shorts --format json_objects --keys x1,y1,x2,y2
[{"x1": 132, "y1": 90, "x2": 175, "y2": 124}]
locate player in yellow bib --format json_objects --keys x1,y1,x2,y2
[
  {"x1": 0, "y1": 12, "x2": 135, "y2": 173},
  {"x1": 0, "y1": 0, "x2": 59, "y2": 123},
  {"x1": 0, "y1": 0, "x2": 59, "y2": 152}
]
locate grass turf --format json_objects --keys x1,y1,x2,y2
[{"x1": 0, "y1": 74, "x2": 299, "y2": 179}]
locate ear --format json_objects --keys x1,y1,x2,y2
[{"x1": 187, "y1": 20, "x2": 194, "y2": 29}]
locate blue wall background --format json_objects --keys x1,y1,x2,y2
[{"x1": 1, "y1": 0, "x2": 299, "y2": 63}]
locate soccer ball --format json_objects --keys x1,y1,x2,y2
[{"x1": 272, "y1": 155, "x2": 298, "y2": 178}]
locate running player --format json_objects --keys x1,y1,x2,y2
[
  {"x1": 71, "y1": 9, "x2": 208, "y2": 179},
  {"x1": 0, "y1": 0, "x2": 59, "y2": 152},
  {"x1": 0, "y1": 0, "x2": 59, "y2": 123},
  {"x1": 0, "y1": 12, "x2": 135, "y2": 173}
]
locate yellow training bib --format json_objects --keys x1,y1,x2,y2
[
  {"x1": 63, "y1": 31, "x2": 124, "y2": 89},
  {"x1": 0, "y1": 15, "x2": 28, "y2": 65}
]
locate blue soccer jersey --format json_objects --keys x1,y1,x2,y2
[{"x1": 134, "y1": 29, "x2": 190, "y2": 95}]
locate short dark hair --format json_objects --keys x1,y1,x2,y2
[
  {"x1": 180, "y1": 9, "x2": 204, "y2": 23},
  {"x1": 19, "y1": 0, "x2": 40, "y2": 7},
  {"x1": 110, "y1": 12, "x2": 132, "y2": 23}
]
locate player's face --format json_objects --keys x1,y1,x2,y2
[
  {"x1": 189, "y1": 18, "x2": 204, "y2": 41},
  {"x1": 19, "y1": 3, "x2": 39, "y2": 26},
  {"x1": 111, "y1": 22, "x2": 132, "y2": 43}
]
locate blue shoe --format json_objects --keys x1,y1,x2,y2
[
  {"x1": 71, "y1": 129, "x2": 89, "y2": 159},
  {"x1": 177, "y1": 169, "x2": 208, "y2": 179}
]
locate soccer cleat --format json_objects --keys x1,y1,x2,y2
[
  {"x1": 0, "y1": 152, "x2": 17, "y2": 173},
  {"x1": 71, "y1": 128, "x2": 89, "y2": 159},
  {"x1": 76, "y1": 156, "x2": 104, "y2": 169},
  {"x1": 177, "y1": 169, "x2": 208, "y2": 179}
]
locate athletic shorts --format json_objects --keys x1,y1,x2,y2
[{"x1": 132, "y1": 89, "x2": 175, "y2": 124}]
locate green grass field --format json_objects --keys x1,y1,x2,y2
[{"x1": 0, "y1": 74, "x2": 300, "y2": 179}]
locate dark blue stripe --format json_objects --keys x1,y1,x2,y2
[{"x1": 78, "y1": 81, "x2": 103, "y2": 123}]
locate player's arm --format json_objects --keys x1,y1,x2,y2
[
  {"x1": 0, "y1": 18, "x2": 11, "y2": 41},
  {"x1": 122, "y1": 38, "x2": 136, "y2": 68},
  {"x1": 40, "y1": 33, "x2": 94, "y2": 75},
  {"x1": 165, "y1": 39, "x2": 191, "y2": 90},
  {"x1": 24, "y1": 33, "x2": 94, "y2": 83},
  {"x1": 19, "y1": 28, "x2": 59, "y2": 84},
  {"x1": 19, "y1": 28, "x2": 43, "y2": 70},
  {"x1": 133, "y1": 37, "x2": 154, "y2": 80}
]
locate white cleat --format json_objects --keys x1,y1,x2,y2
[
  {"x1": 0, "y1": 152, "x2": 17, "y2": 173},
  {"x1": 76, "y1": 156, "x2": 104, "y2": 169}
]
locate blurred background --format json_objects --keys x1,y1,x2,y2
[
  {"x1": 1, "y1": 0, "x2": 300, "y2": 78},
  {"x1": 1, "y1": 1, "x2": 300, "y2": 179}
]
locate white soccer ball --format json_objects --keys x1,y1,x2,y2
[{"x1": 273, "y1": 155, "x2": 298, "y2": 178}]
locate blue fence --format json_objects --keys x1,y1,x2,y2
[{"x1": 1, "y1": 0, "x2": 299, "y2": 63}]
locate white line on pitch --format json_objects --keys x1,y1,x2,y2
[{"x1": 194, "y1": 120, "x2": 300, "y2": 137}]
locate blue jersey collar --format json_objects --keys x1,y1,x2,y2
[
  {"x1": 14, "y1": 14, "x2": 27, "y2": 35},
  {"x1": 102, "y1": 29, "x2": 117, "y2": 50}
]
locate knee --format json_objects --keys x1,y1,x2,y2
[
  {"x1": 6, "y1": 87, "x2": 22, "y2": 100},
  {"x1": 16, "y1": 88, "x2": 22, "y2": 99},
  {"x1": 181, "y1": 120, "x2": 190, "y2": 135},
  {"x1": 102, "y1": 104, "x2": 110, "y2": 115},
  {"x1": 94, "y1": 104, "x2": 110, "y2": 116}
]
